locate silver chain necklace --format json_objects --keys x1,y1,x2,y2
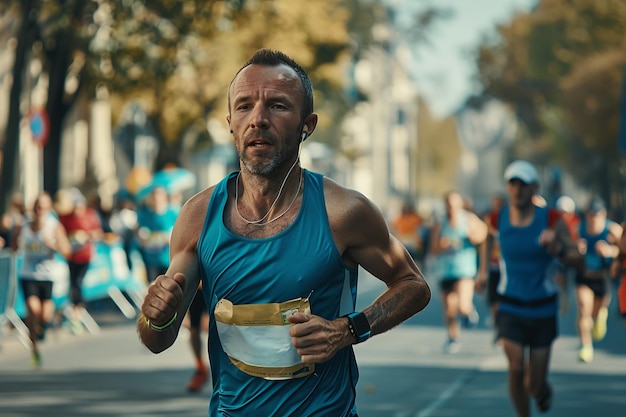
[{"x1": 235, "y1": 166, "x2": 303, "y2": 226}]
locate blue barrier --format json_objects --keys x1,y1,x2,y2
[
  {"x1": 13, "y1": 241, "x2": 147, "y2": 318},
  {"x1": 0, "y1": 249, "x2": 32, "y2": 350},
  {"x1": 0, "y1": 250, "x2": 14, "y2": 316}
]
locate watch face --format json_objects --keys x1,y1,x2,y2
[{"x1": 352, "y1": 312, "x2": 370, "y2": 333}]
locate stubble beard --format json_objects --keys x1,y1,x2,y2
[{"x1": 240, "y1": 151, "x2": 284, "y2": 177}]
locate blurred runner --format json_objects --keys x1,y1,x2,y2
[
  {"x1": 57, "y1": 188, "x2": 104, "y2": 334},
  {"x1": 431, "y1": 190, "x2": 488, "y2": 353},
  {"x1": 573, "y1": 196, "x2": 621, "y2": 363},
  {"x1": 553, "y1": 195, "x2": 581, "y2": 313},
  {"x1": 390, "y1": 200, "x2": 424, "y2": 266},
  {"x1": 492, "y1": 160, "x2": 582, "y2": 416},
  {"x1": 10, "y1": 192, "x2": 71, "y2": 367},
  {"x1": 135, "y1": 186, "x2": 179, "y2": 283},
  {"x1": 109, "y1": 193, "x2": 138, "y2": 271}
]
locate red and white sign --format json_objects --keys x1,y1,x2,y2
[{"x1": 28, "y1": 108, "x2": 50, "y2": 147}]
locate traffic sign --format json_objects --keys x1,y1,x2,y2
[{"x1": 28, "y1": 108, "x2": 49, "y2": 147}]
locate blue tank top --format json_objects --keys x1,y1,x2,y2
[
  {"x1": 197, "y1": 170, "x2": 360, "y2": 417},
  {"x1": 497, "y1": 204, "x2": 559, "y2": 318},
  {"x1": 579, "y1": 219, "x2": 612, "y2": 271},
  {"x1": 434, "y1": 210, "x2": 479, "y2": 280}
]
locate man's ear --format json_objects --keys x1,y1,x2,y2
[
  {"x1": 226, "y1": 115, "x2": 232, "y2": 133},
  {"x1": 302, "y1": 114, "x2": 318, "y2": 138}
]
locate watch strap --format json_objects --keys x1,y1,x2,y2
[{"x1": 343, "y1": 311, "x2": 371, "y2": 344}]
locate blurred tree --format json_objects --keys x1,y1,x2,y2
[
  {"x1": 1, "y1": 0, "x2": 442, "y2": 213},
  {"x1": 475, "y1": 0, "x2": 626, "y2": 206},
  {"x1": 560, "y1": 50, "x2": 626, "y2": 199},
  {"x1": 0, "y1": 0, "x2": 384, "y2": 212},
  {"x1": 0, "y1": 0, "x2": 366, "y2": 207},
  {"x1": 92, "y1": 0, "x2": 387, "y2": 168}
]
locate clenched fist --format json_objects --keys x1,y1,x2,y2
[{"x1": 142, "y1": 272, "x2": 186, "y2": 327}]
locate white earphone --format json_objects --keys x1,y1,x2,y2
[{"x1": 301, "y1": 132, "x2": 307, "y2": 142}]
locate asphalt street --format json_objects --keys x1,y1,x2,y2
[{"x1": 1, "y1": 264, "x2": 625, "y2": 417}]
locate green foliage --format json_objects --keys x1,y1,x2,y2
[
  {"x1": 475, "y1": 0, "x2": 626, "y2": 204},
  {"x1": 81, "y1": 0, "x2": 385, "y2": 150}
]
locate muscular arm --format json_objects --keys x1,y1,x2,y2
[
  {"x1": 288, "y1": 181, "x2": 430, "y2": 363},
  {"x1": 329, "y1": 181, "x2": 430, "y2": 338},
  {"x1": 137, "y1": 191, "x2": 208, "y2": 353}
]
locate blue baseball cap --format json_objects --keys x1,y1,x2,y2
[{"x1": 587, "y1": 196, "x2": 606, "y2": 214}]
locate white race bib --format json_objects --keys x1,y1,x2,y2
[{"x1": 214, "y1": 297, "x2": 314, "y2": 380}]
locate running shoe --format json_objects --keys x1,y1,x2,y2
[
  {"x1": 36, "y1": 325, "x2": 46, "y2": 341},
  {"x1": 65, "y1": 318, "x2": 84, "y2": 335},
  {"x1": 443, "y1": 338, "x2": 461, "y2": 354},
  {"x1": 535, "y1": 383, "x2": 553, "y2": 413},
  {"x1": 461, "y1": 309, "x2": 480, "y2": 328},
  {"x1": 186, "y1": 369, "x2": 208, "y2": 393},
  {"x1": 592, "y1": 306, "x2": 608, "y2": 341},
  {"x1": 31, "y1": 351, "x2": 41, "y2": 368},
  {"x1": 578, "y1": 345, "x2": 594, "y2": 363}
]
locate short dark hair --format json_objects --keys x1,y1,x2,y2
[{"x1": 228, "y1": 48, "x2": 314, "y2": 119}]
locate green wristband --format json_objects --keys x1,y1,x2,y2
[{"x1": 146, "y1": 312, "x2": 178, "y2": 332}]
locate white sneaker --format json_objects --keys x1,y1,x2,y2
[
  {"x1": 462, "y1": 309, "x2": 480, "y2": 328},
  {"x1": 444, "y1": 338, "x2": 461, "y2": 354}
]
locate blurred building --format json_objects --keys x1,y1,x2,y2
[
  {"x1": 342, "y1": 19, "x2": 419, "y2": 218},
  {"x1": 454, "y1": 96, "x2": 518, "y2": 213}
]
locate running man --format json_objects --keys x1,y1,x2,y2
[
  {"x1": 491, "y1": 160, "x2": 582, "y2": 416},
  {"x1": 573, "y1": 196, "x2": 621, "y2": 362},
  {"x1": 137, "y1": 48, "x2": 430, "y2": 416}
]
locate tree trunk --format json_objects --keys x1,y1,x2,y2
[
  {"x1": 0, "y1": 0, "x2": 40, "y2": 213},
  {"x1": 43, "y1": 28, "x2": 75, "y2": 196}
]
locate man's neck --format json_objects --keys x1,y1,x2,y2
[{"x1": 509, "y1": 203, "x2": 535, "y2": 227}]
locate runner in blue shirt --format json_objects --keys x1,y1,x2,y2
[
  {"x1": 573, "y1": 196, "x2": 621, "y2": 363},
  {"x1": 136, "y1": 48, "x2": 431, "y2": 416},
  {"x1": 491, "y1": 160, "x2": 582, "y2": 417}
]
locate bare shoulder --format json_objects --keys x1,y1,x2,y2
[
  {"x1": 322, "y1": 177, "x2": 378, "y2": 222},
  {"x1": 322, "y1": 177, "x2": 388, "y2": 253},
  {"x1": 170, "y1": 187, "x2": 215, "y2": 251}
]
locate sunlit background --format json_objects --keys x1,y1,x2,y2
[{"x1": 1, "y1": 0, "x2": 625, "y2": 221}]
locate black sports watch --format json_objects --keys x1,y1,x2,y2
[{"x1": 343, "y1": 311, "x2": 371, "y2": 344}]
